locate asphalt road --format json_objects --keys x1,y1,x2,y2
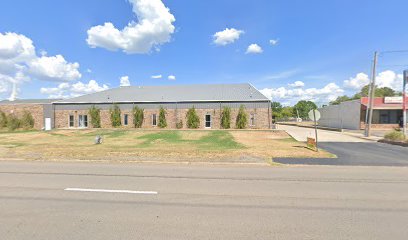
[
  {"x1": 274, "y1": 142, "x2": 408, "y2": 166},
  {"x1": 1, "y1": 161, "x2": 408, "y2": 239},
  {"x1": 276, "y1": 125, "x2": 408, "y2": 166}
]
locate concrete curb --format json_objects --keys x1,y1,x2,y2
[
  {"x1": 277, "y1": 123, "x2": 343, "y2": 132},
  {"x1": 0, "y1": 158, "x2": 270, "y2": 167}
]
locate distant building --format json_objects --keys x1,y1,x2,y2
[
  {"x1": 318, "y1": 96, "x2": 408, "y2": 130},
  {"x1": 0, "y1": 83, "x2": 272, "y2": 130}
]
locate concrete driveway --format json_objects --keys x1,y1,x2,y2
[
  {"x1": 276, "y1": 125, "x2": 408, "y2": 166},
  {"x1": 278, "y1": 125, "x2": 371, "y2": 142}
]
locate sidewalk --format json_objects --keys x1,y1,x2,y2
[{"x1": 277, "y1": 124, "x2": 373, "y2": 142}]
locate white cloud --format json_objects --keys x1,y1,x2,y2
[
  {"x1": 151, "y1": 74, "x2": 162, "y2": 79},
  {"x1": 28, "y1": 55, "x2": 81, "y2": 82},
  {"x1": 260, "y1": 82, "x2": 344, "y2": 106},
  {"x1": 213, "y1": 28, "x2": 244, "y2": 46},
  {"x1": 71, "y1": 80, "x2": 109, "y2": 96},
  {"x1": 269, "y1": 39, "x2": 279, "y2": 45},
  {"x1": 168, "y1": 75, "x2": 176, "y2": 80},
  {"x1": 288, "y1": 81, "x2": 305, "y2": 88},
  {"x1": 246, "y1": 44, "x2": 263, "y2": 54},
  {"x1": 86, "y1": 0, "x2": 176, "y2": 54},
  {"x1": 343, "y1": 73, "x2": 370, "y2": 90},
  {"x1": 40, "y1": 80, "x2": 109, "y2": 99},
  {"x1": 343, "y1": 70, "x2": 403, "y2": 91},
  {"x1": 120, "y1": 75, "x2": 131, "y2": 86},
  {"x1": 86, "y1": 68, "x2": 92, "y2": 73},
  {"x1": 0, "y1": 32, "x2": 35, "y2": 61},
  {"x1": 0, "y1": 76, "x2": 9, "y2": 93},
  {"x1": 376, "y1": 70, "x2": 403, "y2": 90},
  {"x1": 0, "y1": 32, "x2": 82, "y2": 101}
]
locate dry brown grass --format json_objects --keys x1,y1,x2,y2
[{"x1": 0, "y1": 129, "x2": 332, "y2": 163}]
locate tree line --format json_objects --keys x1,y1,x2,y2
[{"x1": 329, "y1": 84, "x2": 400, "y2": 105}]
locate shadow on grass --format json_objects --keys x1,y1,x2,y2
[{"x1": 137, "y1": 130, "x2": 244, "y2": 150}]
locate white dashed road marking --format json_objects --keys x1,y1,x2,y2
[{"x1": 64, "y1": 188, "x2": 158, "y2": 195}]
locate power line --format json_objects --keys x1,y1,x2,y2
[{"x1": 380, "y1": 50, "x2": 408, "y2": 54}]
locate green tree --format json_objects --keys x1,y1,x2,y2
[
  {"x1": 330, "y1": 95, "x2": 352, "y2": 105},
  {"x1": 220, "y1": 106, "x2": 231, "y2": 129},
  {"x1": 0, "y1": 110, "x2": 7, "y2": 128},
  {"x1": 235, "y1": 105, "x2": 248, "y2": 129},
  {"x1": 186, "y1": 106, "x2": 200, "y2": 129},
  {"x1": 110, "y1": 104, "x2": 121, "y2": 127},
  {"x1": 158, "y1": 106, "x2": 167, "y2": 128},
  {"x1": 20, "y1": 111, "x2": 34, "y2": 129},
  {"x1": 271, "y1": 101, "x2": 283, "y2": 113},
  {"x1": 271, "y1": 101, "x2": 283, "y2": 121},
  {"x1": 7, "y1": 114, "x2": 20, "y2": 131},
  {"x1": 281, "y1": 106, "x2": 295, "y2": 119},
  {"x1": 132, "y1": 106, "x2": 144, "y2": 128},
  {"x1": 293, "y1": 100, "x2": 317, "y2": 119},
  {"x1": 89, "y1": 105, "x2": 101, "y2": 128},
  {"x1": 355, "y1": 84, "x2": 397, "y2": 98}
]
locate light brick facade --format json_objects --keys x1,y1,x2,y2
[
  {"x1": 1, "y1": 84, "x2": 272, "y2": 130},
  {"x1": 0, "y1": 104, "x2": 45, "y2": 130},
  {"x1": 54, "y1": 106, "x2": 271, "y2": 129}
]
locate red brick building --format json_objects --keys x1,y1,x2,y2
[{"x1": 318, "y1": 96, "x2": 408, "y2": 130}]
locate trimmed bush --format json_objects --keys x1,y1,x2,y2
[
  {"x1": 20, "y1": 111, "x2": 34, "y2": 129},
  {"x1": 89, "y1": 105, "x2": 101, "y2": 128},
  {"x1": 235, "y1": 105, "x2": 248, "y2": 129},
  {"x1": 0, "y1": 110, "x2": 7, "y2": 128},
  {"x1": 220, "y1": 106, "x2": 231, "y2": 129},
  {"x1": 158, "y1": 106, "x2": 167, "y2": 128},
  {"x1": 384, "y1": 130, "x2": 406, "y2": 142},
  {"x1": 176, "y1": 120, "x2": 183, "y2": 129},
  {"x1": 186, "y1": 106, "x2": 200, "y2": 129},
  {"x1": 7, "y1": 114, "x2": 20, "y2": 131},
  {"x1": 132, "y1": 106, "x2": 144, "y2": 128},
  {"x1": 110, "y1": 104, "x2": 122, "y2": 127}
]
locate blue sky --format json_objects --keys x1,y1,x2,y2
[{"x1": 0, "y1": 0, "x2": 408, "y2": 105}]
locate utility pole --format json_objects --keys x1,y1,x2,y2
[
  {"x1": 366, "y1": 51, "x2": 378, "y2": 137},
  {"x1": 403, "y1": 70, "x2": 407, "y2": 137},
  {"x1": 364, "y1": 66, "x2": 373, "y2": 135}
]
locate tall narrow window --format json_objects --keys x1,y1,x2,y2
[
  {"x1": 124, "y1": 114, "x2": 129, "y2": 126},
  {"x1": 250, "y1": 113, "x2": 255, "y2": 126},
  {"x1": 152, "y1": 114, "x2": 157, "y2": 126},
  {"x1": 78, "y1": 115, "x2": 88, "y2": 128},
  {"x1": 69, "y1": 115, "x2": 74, "y2": 128},
  {"x1": 205, "y1": 114, "x2": 212, "y2": 128}
]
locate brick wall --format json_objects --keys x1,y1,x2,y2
[
  {"x1": 0, "y1": 104, "x2": 45, "y2": 130},
  {"x1": 54, "y1": 107, "x2": 271, "y2": 129}
]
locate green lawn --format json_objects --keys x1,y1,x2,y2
[{"x1": 0, "y1": 128, "x2": 332, "y2": 162}]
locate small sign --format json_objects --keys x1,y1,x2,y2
[
  {"x1": 384, "y1": 96, "x2": 403, "y2": 104},
  {"x1": 308, "y1": 109, "x2": 321, "y2": 122},
  {"x1": 307, "y1": 137, "x2": 317, "y2": 150}
]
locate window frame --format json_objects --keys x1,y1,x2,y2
[
  {"x1": 124, "y1": 114, "x2": 129, "y2": 126},
  {"x1": 78, "y1": 114, "x2": 88, "y2": 128},
  {"x1": 69, "y1": 115, "x2": 74, "y2": 128},
  {"x1": 205, "y1": 114, "x2": 212, "y2": 128},
  {"x1": 152, "y1": 113, "x2": 157, "y2": 126},
  {"x1": 250, "y1": 113, "x2": 255, "y2": 126}
]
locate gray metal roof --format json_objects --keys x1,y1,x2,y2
[
  {"x1": 0, "y1": 99, "x2": 59, "y2": 105},
  {"x1": 55, "y1": 83, "x2": 269, "y2": 104}
]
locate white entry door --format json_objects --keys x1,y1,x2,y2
[{"x1": 45, "y1": 118, "x2": 51, "y2": 131}]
